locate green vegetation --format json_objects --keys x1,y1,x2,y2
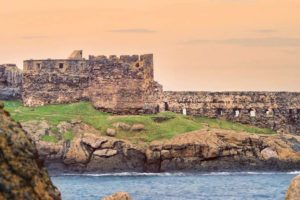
[
  {"x1": 3, "y1": 101, "x2": 276, "y2": 143},
  {"x1": 63, "y1": 130, "x2": 75, "y2": 141},
  {"x1": 195, "y1": 117, "x2": 275, "y2": 135},
  {"x1": 41, "y1": 135, "x2": 58, "y2": 143}
]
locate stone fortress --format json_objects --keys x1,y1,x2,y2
[{"x1": 0, "y1": 50, "x2": 300, "y2": 134}]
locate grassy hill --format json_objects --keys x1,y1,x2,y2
[{"x1": 3, "y1": 101, "x2": 276, "y2": 143}]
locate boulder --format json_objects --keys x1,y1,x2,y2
[
  {"x1": 130, "y1": 124, "x2": 145, "y2": 132},
  {"x1": 82, "y1": 133, "x2": 108, "y2": 149},
  {"x1": 21, "y1": 120, "x2": 50, "y2": 141},
  {"x1": 63, "y1": 137, "x2": 90, "y2": 165},
  {"x1": 113, "y1": 122, "x2": 131, "y2": 131},
  {"x1": 261, "y1": 147, "x2": 278, "y2": 160},
  {"x1": 57, "y1": 121, "x2": 73, "y2": 133},
  {"x1": 286, "y1": 175, "x2": 300, "y2": 200},
  {"x1": 102, "y1": 192, "x2": 132, "y2": 200},
  {"x1": 0, "y1": 103, "x2": 61, "y2": 200},
  {"x1": 94, "y1": 149, "x2": 118, "y2": 157},
  {"x1": 106, "y1": 128, "x2": 117, "y2": 137}
]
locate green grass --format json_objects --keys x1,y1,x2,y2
[
  {"x1": 2, "y1": 101, "x2": 276, "y2": 143},
  {"x1": 41, "y1": 135, "x2": 58, "y2": 143},
  {"x1": 63, "y1": 130, "x2": 75, "y2": 141},
  {"x1": 195, "y1": 117, "x2": 275, "y2": 135}
]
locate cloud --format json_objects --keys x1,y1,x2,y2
[
  {"x1": 108, "y1": 29, "x2": 156, "y2": 33},
  {"x1": 254, "y1": 29, "x2": 277, "y2": 33},
  {"x1": 185, "y1": 37, "x2": 300, "y2": 47},
  {"x1": 21, "y1": 35, "x2": 48, "y2": 40}
]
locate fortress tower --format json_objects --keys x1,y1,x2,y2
[
  {"x1": 22, "y1": 50, "x2": 163, "y2": 114},
  {"x1": 13, "y1": 50, "x2": 300, "y2": 134}
]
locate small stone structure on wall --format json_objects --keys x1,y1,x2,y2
[
  {"x1": 1, "y1": 50, "x2": 300, "y2": 134},
  {"x1": 0, "y1": 64, "x2": 22, "y2": 100}
]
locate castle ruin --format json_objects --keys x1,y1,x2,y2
[
  {"x1": 0, "y1": 50, "x2": 300, "y2": 134},
  {"x1": 22, "y1": 50, "x2": 163, "y2": 114}
]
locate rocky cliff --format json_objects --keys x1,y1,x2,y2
[
  {"x1": 0, "y1": 64, "x2": 22, "y2": 100},
  {"x1": 146, "y1": 130, "x2": 300, "y2": 172},
  {"x1": 286, "y1": 174, "x2": 300, "y2": 200},
  {"x1": 22, "y1": 120, "x2": 300, "y2": 173},
  {"x1": 0, "y1": 102, "x2": 61, "y2": 200}
]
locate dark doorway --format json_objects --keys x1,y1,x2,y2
[
  {"x1": 155, "y1": 105, "x2": 160, "y2": 113},
  {"x1": 216, "y1": 108, "x2": 223, "y2": 116},
  {"x1": 164, "y1": 102, "x2": 169, "y2": 111}
]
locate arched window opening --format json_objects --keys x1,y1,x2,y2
[
  {"x1": 249, "y1": 108, "x2": 256, "y2": 117},
  {"x1": 266, "y1": 108, "x2": 273, "y2": 117},
  {"x1": 234, "y1": 109, "x2": 240, "y2": 117},
  {"x1": 182, "y1": 108, "x2": 187, "y2": 116},
  {"x1": 164, "y1": 102, "x2": 169, "y2": 111},
  {"x1": 155, "y1": 105, "x2": 160, "y2": 113},
  {"x1": 59, "y1": 63, "x2": 64, "y2": 69},
  {"x1": 216, "y1": 108, "x2": 223, "y2": 116}
]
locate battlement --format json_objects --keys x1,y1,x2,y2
[
  {"x1": 21, "y1": 50, "x2": 160, "y2": 113},
  {"x1": 11, "y1": 50, "x2": 300, "y2": 134},
  {"x1": 89, "y1": 54, "x2": 152, "y2": 63},
  {"x1": 23, "y1": 59, "x2": 89, "y2": 74}
]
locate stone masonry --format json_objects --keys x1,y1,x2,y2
[
  {"x1": 0, "y1": 64, "x2": 22, "y2": 100},
  {"x1": 0, "y1": 50, "x2": 300, "y2": 134},
  {"x1": 22, "y1": 51, "x2": 163, "y2": 114},
  {"x1": 163, "y1": 91, "x2": 300, "y2": 134}
]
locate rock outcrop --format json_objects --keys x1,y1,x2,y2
[
  {"x1": 25, "y1": 119, "x2": 300, "y2": 173},
  {"x1": 102, "y1": 192, "x2": 132, "y2": 200},
  {"x1": 0, "y1": 103, "x2": 61, "y2": 200},
  {"x1": 0, "y1": 64, "x2": 22, "y2": 100},
  {"x1": 286, "y1": 175, "x2": 300, "y2": 200},
  {"x1": 146, "y1": 130, "x2": 300, "y2": 172}
]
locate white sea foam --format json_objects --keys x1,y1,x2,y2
[
  {"x1": 60, "y1": 171, "x2": 300, "y2": 177},
  {"x1": 61, "y1": 172, "x2": 186, "y2": 177}
]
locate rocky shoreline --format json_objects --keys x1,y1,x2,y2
[{"x1": 21, "y1": 120, "x2": 300, "y2": 173}]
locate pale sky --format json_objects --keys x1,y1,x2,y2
[{"x1": 0, "y1": 0, "x2": 299, "y2": 91}]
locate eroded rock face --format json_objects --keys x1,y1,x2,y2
[
  {"x1": 20, "y1": 118, "x2": 300, "y2": 173},
  {"x1": 102, "y1": 192, "x2": 132, "y2": 200},
  {"x1": 35, "y1": 132, "x2": 146, "y2": 172},
  {"x1": 286, "y1": 175, "x2": 300, "y2": 200},
  {"x1": 0, "y1": 103, "x2": 61, "y2": 200},
  {"x1": 21, "y1": 120, "x2": 51, "y2": 142},
  {"x1": 146, "y1": 130, "x2": 300, "y2": 172}
]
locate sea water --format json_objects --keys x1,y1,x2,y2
[{"x1": 51, "y1": 172, "x2": 299, "y2": 200}]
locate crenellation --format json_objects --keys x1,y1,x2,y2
[{"x1": 1, "y1": 50, "x2": 300, "y2": 134}]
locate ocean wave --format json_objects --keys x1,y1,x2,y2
[
  {"x1": 61, "y1": 172, "x2": 186, "y2": 177},
  {"x1": 59, "y1": 171, "x2": 300, "y2": 177}
]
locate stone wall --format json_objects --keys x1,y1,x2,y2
[
  {"x1": 88, "y1": 54, "x2": 163, "y2": 114},
  {"x1": 22, "y1": 51, "x2": 163, "y2": 114},
  {"x1": 16, "y1": 51, "x2": 300, "y2": 134},
  {"x1": 0, "y1": 64, "x2": 22, "y2": 100},
  {"x1": 22, "y1": 59, "x2": 90, "y2": 106},
  {"x1": 163, "y1": 91, "x2": 300, "y2": 134}
]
